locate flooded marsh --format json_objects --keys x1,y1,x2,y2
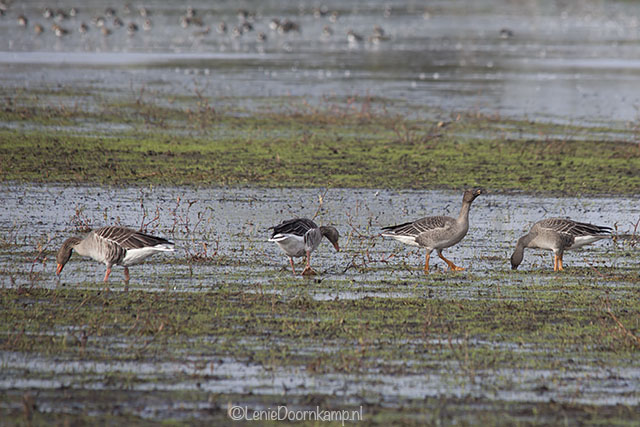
[
  {"x1": 1, "y1": 185, "x2": 639, "y2": 424},
  {"x1": 1, "y1": 0, "x2": 640, "y2": 424}
]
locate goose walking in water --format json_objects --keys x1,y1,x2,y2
[
  {"x1": 56, "y1": 226, "x2": 175, "y2": 284},
  {"x1": 510, "y1": 218, "x2": 611, "y2": 271},
  {"x1": 268, "y1": 218, "x2": 340, "y2": 276},
  {"x1": 381, "y1": 189, "x2": 483, "y2": 274}
]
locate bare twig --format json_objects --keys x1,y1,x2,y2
[
  {"x1": 311, "y1": 188, "x2": 330, "y2": 220},
  {"x1": 603, "y1": 297, "x2": 640, "y2": 349}
]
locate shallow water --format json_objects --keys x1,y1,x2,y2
[
  {"x1": 2, "y1": 0, "x2": 640, "y2": 124},
  {"x1": 2, "y1": 1, "x2": 640, "y2": 419},
  {"x1": 0, "y1": 184, "x2": 636, "y2": 293},
  {"x1": 1, "y1": 184, "x2": 639, "y2": 421},
  {"x1": 2, "y1": 349, "x2": 639, "y2": 408}
]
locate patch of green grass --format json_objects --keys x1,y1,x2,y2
[
  {"x1": 1, "y1": 278, "x2": 638, "y2": 367},
  {"x1": 1, "y1": 271, "x2": 639, "y2": 424},
  {"x1": 1, "y1": 234, "x2": 639, "y2": 422},
  {"x1": 1, "y1": 97, "x2": 639, "y2": 193}
]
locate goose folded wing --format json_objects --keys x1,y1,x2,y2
[
  {"x1": 95, "y1": 226, "x2": 172, "y2": 249},
  {"x1": 540, "y1": 218, "x2": 611, "y2": 237},
  {"x1": 382, "y1": 216, "x2": 449, "y2": 237},
  {"x1": 270, "y1": 218, "x2": 318, "y2": 237},
  {"x1": 567, "y1": 220, "x2": 612, "y2": 236}
]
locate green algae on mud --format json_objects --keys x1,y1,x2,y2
[
  {"x1": 1, "y1": 272, "x2": 639, "y2": 424},
  {"x1": 1, "y1": 98, "x2": 639, "y2": 193},
  {"x1": 3, "y1": 281, "x2": 638, "y2": 365}
]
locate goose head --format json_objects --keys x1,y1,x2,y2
[
  {"x1": 56, "y1": 237, "x2": 81, "y2": 275},
  {"x1": 320, "y1": 226, "x2": 340, "y2": 252},
  {"x1": 463, "y1": 188, "x2": 484, "y2": 203}
]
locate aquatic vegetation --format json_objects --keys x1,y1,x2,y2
[
  {"x1": 1, "y1": 95, "x2": 639, "y2": 193},
  {"x1": 0, "y1": 269, "x2": 639, "y2": 424},
  {"x1": 2, "y1": 1, "x2": 640, "y2": 423},
  {"x1": 0, "y1": 65, "x2": 639, "y2": 426},
  {"x1": 1, "y1": 185, "x2": 639, "y2": 424}
]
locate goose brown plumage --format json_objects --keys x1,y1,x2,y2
[
  {"x1": 510, "y1": 218, "x2": 611, "y2": 271},
  {"x1": 56, "y1": 226, "x2": 174, "y2": 284},
  {"x1": 382, "y1": 189, "x2": 483, "y2": 274}
]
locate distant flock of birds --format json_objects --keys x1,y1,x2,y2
[
  {"x1": 56, "y1": 189, "x2": 615, "y2": 286},
  {"x1": 4, "y1": 3, "x2": 392, "y2": 45}
]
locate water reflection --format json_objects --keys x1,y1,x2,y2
[{"x1": 1, "y1": 0, "x2": 640, "y2": 123}]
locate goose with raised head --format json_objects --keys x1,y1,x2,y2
[
  {"x1": 268, "y1": 218, "x2": 339, "y2": 276},
  {"x1": 510, "y1": 218, "x2": 611, "y2": 271},
  {"x1": 56, "y1": 226, "x2": 175, "y2": 284},
  {"x1": 382, "y1": 189, "x2": 484, "y2": 274}
]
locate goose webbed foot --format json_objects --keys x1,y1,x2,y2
[
  {"x1": 437, "y1": 252, "x2": 464, "y2": 272},
  {"x1": 301, "y1": 266, "x2": 317, "y2": 276},
  {"x1": 447, "y1": 264, "x2": 465, "y2": 272}
]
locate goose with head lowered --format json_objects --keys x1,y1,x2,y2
[
  {"x1": 56, "y1": 226, "x2": 175, "y2": 284},
  {"x1": 268, "y1": 218, "x2": 340, "y2": 276},
  {"x1": 510, "y1": 218, "x2": 611, "y2": 271}
]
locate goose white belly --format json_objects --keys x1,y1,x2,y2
[
  {"x1": 269, "y1": 233, "x2": 306, "y2": 257},
  {"x1": 121, "y1": 244, "x2": 174, "y2": 266},
  {"x1": 568, "y1": 235, "x2": 607, "y2": 250},
  {"x1": 383, "y1": 234, "x2": 420, "y2": 247}
]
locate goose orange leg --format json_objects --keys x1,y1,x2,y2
[
  {"x1": 123, "y1": 267, "x2": 131, "y2": 292},
  {"x1": 104, "y1": 267, "x2": 112, "y2": 282},
  {"x1": 424, "y1": 252, "x2": 430, "y2": 275},
  {"x1": 288, "y1": 257, "x2": 297, "y2": 275},
  {"x1": 553, "y1": 254, "x2": 564, "y2": 272},
  {"x1": 438, "y1": 251, "x2": 464, "y2": 271},
  {"x1": 301, "y1": 251, "x2": 317, "y2": 276}
]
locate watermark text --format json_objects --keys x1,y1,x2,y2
[{"x1": 228, "y1": 404, "x2": 363, "y2": 425}]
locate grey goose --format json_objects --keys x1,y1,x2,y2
[
  {"x1": 511, "y1": 218, "x2": 612, "y2": 271},
  {"x1": 382, "y1": 189, "x2": 483, "y2": 274},
  {"x1": 268, "y1": 218, "x2": 340, "y2": 276},
  {"x1": 56, "y1": 226, "x2": 175, "y2": 283}
]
